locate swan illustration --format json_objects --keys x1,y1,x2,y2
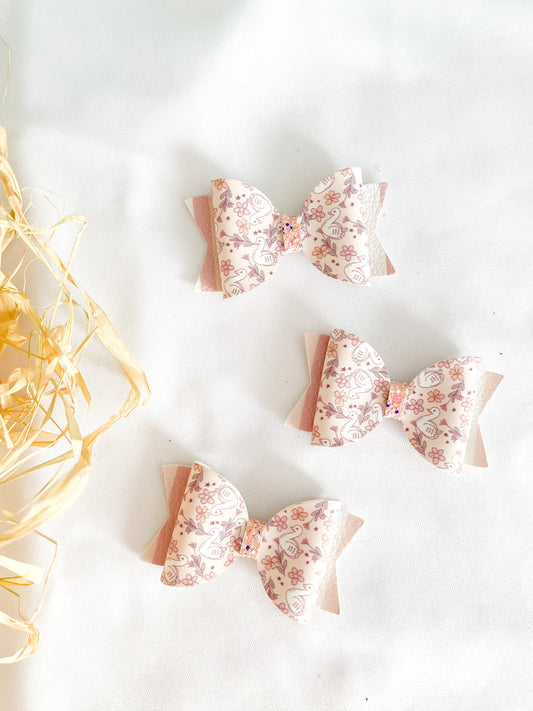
[
  {"x1": 340, "y1": 411, "x2": 365, "y2": 441},
  {"x1": 352, "y1": 341, "x2": 381, "y2": 366},
  {"x1": 286, "y1": 583, "x2": 314, "y2": 617},
  {"x1": 278, "y1": 526, "x2": 303, "y2": 558},
  {"x1": 199, "y1": 529, "x2": 226, "y2": 560},
  {"x1": 348, "y1": 369, "x2": 373, "y2": 398},
  {"x1": 172, "y1": 554, "x2": 188, "y2": 567},
  {"x1": 344, "y1": 255, "x2": 369, "y2": 285},
  {"x1": 313, "y1": 175, "x2": 335, "y2": 194},
  {"x1": 321, "y1": 208, "x2": 346, "y2": 239},
  {"x1": 252, "y1": 236, "x2": 277, "y2": 267},
  {"x1": 223, "y1": 268, "x2": 247, "y2": 296},
  {"x1": 416, "y1": 407, "x2": 441, "y2": 439},
  {"x1": 210, "y1": 485, "x2": 239, "y2": 516},
  {"x1": 248, "y1": 192, "x2": 272, "y2": 225},
  {"x1": 417, "y1": 370, "x2": 444, "y2": 388}
]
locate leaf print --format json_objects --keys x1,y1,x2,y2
[
  {"x1": 189, "y1": 553, "x2": 205, "y2": 578},
  {"x1": 182, "y1": 517, "x2": 207, "y2": 536},
  {"x1": 409, "y1": 431, "x2": 427, "y2": 457},
  {"x1": 321, "y1": 401, "x2": 346, "y2": 420},
  {"x1": 264, "y1": 577, "x2": 279, "y2": 601},
  {"x1": 310, "y1": 500, "x2": 329, "y2": 522},
  {"x1": 449, "y1": 380, "x2": 465, "y2": 403}
]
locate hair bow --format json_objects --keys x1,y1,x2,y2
[
  {"x1": 141, "y1": 461, "x2": 363, "y2": 623},
  {"x1": 286, "y1": 330, "x2": 503, "y2": 474},
  {"x1": 186, "y1": 168, "x2": 394, "y2": 298}
]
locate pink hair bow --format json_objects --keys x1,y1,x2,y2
[
  {"x1": 142, "y1": 461, "x2": 363, "y2": 623},
  {"x1": 286, "y1": 329, "x2": 503, "y2": 474},
  {"x1": 186, "y1": 168, "x2": 394, "y2": 298}
]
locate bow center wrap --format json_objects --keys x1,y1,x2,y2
[
  {"x1": 385, "y1": 381, "x2": 410, "y2": 420},
  {"x1": 238, "y1": 519, "x2": 266, "y2": 559},
  {"x1": 279, "y1": 214, "x2": 304, "y2": 253}
]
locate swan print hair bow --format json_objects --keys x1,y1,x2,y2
[
  {"x1": 142, "y1": 462, "x2": 363, "y2": 623},
  {"x1": 186, "y1": 168, "x2": 394, "y2": 298},
  {"x1": 286, "y1": 330, "x2": 503, "y2": 474}
]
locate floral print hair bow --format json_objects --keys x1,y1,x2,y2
[
  {"x1": 286, "y1": 329, "x2": 503, "y2": 474},
  {"x1": 142, "y1": 461, "x2": 363, "y2": 624},
  {"x1": 186, "y1": 168, "x2": 394, "y2": 298}
]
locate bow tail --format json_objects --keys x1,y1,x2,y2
[
  {"x1": 317, "y1": 512, "x2": 364, "y2": 615},
  {"x1": 140, "y1": 465, "x2": 192, "y2": 565},
  {"x1": 363, "y1": 183, "x2": 395, "y2": 277},
  {"x1": 464, "y1": 371, "x2": 503, "y2": 467},
  {"x1": 185, "y1": 196, "x2": 222, "y2": 293},
  {"x1": 285, "y1": 333, "x2": 329, "y2": 431}
]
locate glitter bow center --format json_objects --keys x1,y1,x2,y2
[{"x1": 238, "y1": 519, "x2": 266, "y2": 560}]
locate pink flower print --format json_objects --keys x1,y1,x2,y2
[
  {"x1": 236, "y1": 219, "x2": 250, "y2": 235},
  {"x1": 224, "y1": 552, "x2": 236, "y2": 567},
  {"x1": 168, "y1": 538, "x2": 179, "y2": 556},
  {"x1": 429, "y1": 447, "x2": 446, "y2": 466},
  {"x1": 326, "y1": 341, "x2": 338, "y2": 358},
  {"x1": 340, "y1": 244, "x2": 357, "y2": 261},
  {"x1": 261, "y1": 555, "x2": 279, "y2": 570},
  {"x1": 198, "y1": 489, "x2": 214, "y2": 505},
  {"x1": 324, "y1": 190, "x2": 340, "y2": 205},
  {"x1": 204, "y1": 571, "x2": 216, "y2": 580},
  {"x1": 277, "y1": 602, "x2": 289, "y2": 615},
  {"x1": 230, "y1": 535, "x2": 243, "y2": 552},
  {"x1": 462, "y1": 398, "x2": 473, "y2": 413},
  {"x1": 291, "y1": 506, "x2": 308, "y2": 521},
  {"x1": 195, "y1": 506, "x2": 209, "y2": 523},
  {"x1": 335, "y1": 373, "x2": 351, "y2": 388},
  {"x1": 234, "y1": 202, "x2": 250, "y2": 218},
  {"x1": 312, "y1": 425, "x2": 320, "y2": 441},
  {"x1": 406, "y1": 398, "x2": 425, "y2": 415},
  {"x1": 213, "y1": 178, "x2": 227, "y2": 191},
  {"x1": 334, "y1": 389, "x2": 347, "y2": 405},
  {"x1": 427, "y1": 389, "x2": 444, "y2": 404},
  {"x1": 219, "y1": 259, "x2": 233, "y2": 277},
  {"x1": 271, "y1": 514, "x2": 288, "y2": 532},
  {"x1": 449, "y1": 364, "x2": 464, "y2": 381},
  {"x1": 460, "y1": 413, "x2": 470, "y2": 428},
  {"x1": 324, "y1": 514, "x2": 337, "y2": 531},
  {"x1": 288, "y1": 567, "x2": 305, "y2": 586},
  {"x1": 182, "y1": 573, "x2": 198, "y2": 587},
  {"x1": 438, "y1": 359, "x2": 454, "y2": 368},
  {"x1": 374, "y1": 379, "x2": 389, "y2": 393},
  {"x1": 312, "y1": 245, "x2": 328, "y2": 259},
  {"x1": 309, "y1": 205, "x2": 325, "y2": 221}
]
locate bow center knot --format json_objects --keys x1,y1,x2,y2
[
  {"x1": 385, "y1": 382, "x2": 410, "y2": 420},
  {"x1": 279, "y1": 214, "x2": 303, "y2": 253},
  {"x1": 239, "y1": 519, "x2": 266, "y2": 559}
]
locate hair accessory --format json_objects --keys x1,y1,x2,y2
[
  {"x1": 141, "y1": 462, "x2": 363, "y2": 623},
  {"x1": 186, "y1": 168, "x2": 394, "y2": 298},
  {"x1": 286, "y1": 329, "x2": 503, "y2": 474}
]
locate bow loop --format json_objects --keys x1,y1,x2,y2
[
  {"x1": 309, "y1": 329, "x2": 390, "y2": 447},
  {"x1": 257, "y1": 500, "x2": 344, "y2": 623},
  {"x1": 287, "y1": 331, "x2": 502, "y2": 474},
  {"x1": 160, "y1": 462, "x2": 247, "y2": 587},
  {"x1": 142, "y1": 463, "x2": 362, "y2": 623},
  {"x1": 187, "y1": 168, "x2": 394, "y2": 298}
]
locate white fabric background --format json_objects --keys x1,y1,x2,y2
[{"x1": 0, "y1": 1, "x2": 532, "y2": 709}]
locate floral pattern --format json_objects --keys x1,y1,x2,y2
[
  {"x1": 160, "y1": 462, "x2": 347, "y2": 623},
  {"x1": 256, "y1": 499, "x2": 342, "y2": 623},
  {"x1": 208, "y1": 168, "x2": 389, "y2": 298},
  {"x1": 306, "y1": 330, "x2": 487, "y2": 474}
]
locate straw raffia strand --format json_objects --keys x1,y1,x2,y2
[{"x1": 0, "y1": 126, "x2": 150, "y2": 663}]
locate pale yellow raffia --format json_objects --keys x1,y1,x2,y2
[{"x1": 0, "y1": 126, "x2": 150, "y2": 662}]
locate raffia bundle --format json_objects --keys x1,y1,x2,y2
[{"x1": 0, "y1": 126, "x2": 149, "y2": 662}]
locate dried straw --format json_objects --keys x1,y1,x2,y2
[{"x1": 0, "y1": 126, "x2": 150, "y2": 662}]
